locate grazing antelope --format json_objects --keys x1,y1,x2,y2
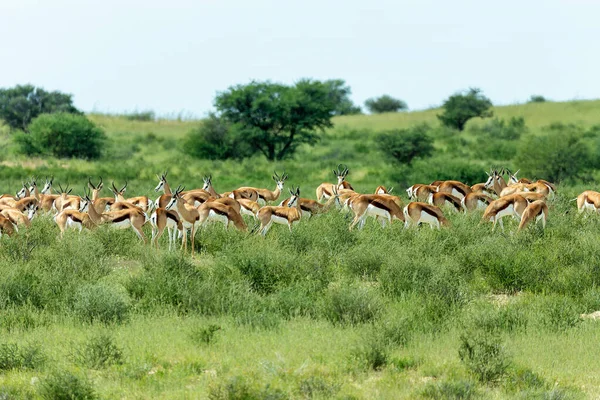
[
  {"x1": 500, "y1": 183, "x2": 529, "y2": 197},
  {"x1": 121, "y1": 181, "x2": 153, "y2": 211},
  {"x1": 482, "y1": 194, "x2": 528, "y2": 231},
  {"x1": 54, "y1": 205, "x2": 96, "y2": 237},
  {"x1": 462, "y1": 193, "x2": 494, "y2": 212},
  {"x1": 316, "y1": 164, "x2": 353, "y2": 202},
  {"x1": 149, "y1": 207, "x2": 182, "y2": 250},
  {"x1": 407, "y1": 184, "x2": 438, "y2": 201},
  {"x1": 0, "y1": 214, "x2": 15, "y2": 237},
  {"x1": 526, "y1": 181, "x2": 554, "y2": 198},
  {"x1": 576, "y1": 191, "x2": 600, "y2": 214},
  {"x1": 237, "y1": 199, "x2": 261, "y2": 219},
  {"x1": 197, "y1": 201, "x2": 247, "y2": 231},
  {"x1": 403, "y1": 202, "x2": 449, "y2": 229},
  {"x1": 518, "y1": 200, "x2": 548, "y2": 232},
  {"x1": 279, "y1": 187, "x2": 341, "y2": 218},
  {"x1": 427, "y1": 192, "x2": 463, "y2": 212},
  {"x1": 87, "y1": 177, "x2": 115, "y2": 212},
  {"x1": 190, "y1": 176, "x2": 243, "y2": 213},
  {"x1": 430, "y1": 180, "x2": 444, "y2": 187},
  {"x1": 515, "y1": 191, "x2": 547, "y2": 203},
  {"x1": 349, "y1": 194, "x2": 405, "y2": 230},
  {"x1": 30, "y1": 177, "x2": 59, "y2": 212},
  {"x1": 166, "y1": 186, "x2": 201, "y2": 254},
  {"x1": 237, "y1": 172, "x2": 288, "y2": 205},
  {"x1": 257, "y1": 188, "x2": 302, "y2": 236},
  {"x1": 85, "y1": 193, "x2": 147, "y2": 242},
  {"x1": 0, "y1": 196, "x2": 38, "y2": 214},
  {"x1": 437, "y1": 180, "x2": 472, "y2": 199}
]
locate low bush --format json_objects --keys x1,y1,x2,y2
[
  {"x1": 297, "y1": 376, "x2": 341, "y2": 398},
  {"x1": 73, "y1": 333, "x2": 123, "y2": 368},
  {"x1": 320, "y1": 283, "x2": 382, "y2": 325},
  {"x1": 376, "y1": 124, "x2": 434, "y2": 165},
  {"x1": 421, "y1": 379, "x2": 478, "y2": 399},
  {"x1": 0, "y1": 342, "x2": 45, "y2": 371},
  {"x1": 73, "y1": 283, "x2": 131, "y2": 324},
  {"x1": 208, "y1": 376, "x2": 287, "y2": 400},
  {"x1": 38, "y1": 370, "x2": 96, "y2": 400},
  {"x1": 352, "y1": 336, "x2": 390, "y2": 370},
  {"x1": 458, "y1": 329, "x2": 511, "y2": 384},
  {"x1": 189, "y1": 324, "x2": 222, "y2": 346}
]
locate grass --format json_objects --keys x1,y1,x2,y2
[{"x1": 1, "y1": 99, "x2": 600, "y2": 397}]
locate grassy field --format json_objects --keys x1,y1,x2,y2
[{"x1": 1, "y1": 100, "x2": 600, "y2": 398}]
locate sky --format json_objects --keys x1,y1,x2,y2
[{"x1": 1, "y1": 0, "x2": 599, "y2": 117}]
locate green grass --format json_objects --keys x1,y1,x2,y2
[{"x1": 1, "y1": 100, "x2": 600, "y2": 398}]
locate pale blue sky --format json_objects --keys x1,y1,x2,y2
[{"x1": 1, "y1": 0, "x2": 599, "y2": 117}]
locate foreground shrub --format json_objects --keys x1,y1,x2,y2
[
  {"x1": 73, "y1": 283, "x2": 131, "y2": 324},
  {"x1": 376, "y1": 124, "x2": 434, "y2": 165},
  {"x1": 73, "y1": 333, "x2": 123, "y2": 368},
  {"x1": 535, "y1": 295, "x2": 580, "y2": 332},
  {"x1": 0, "y1": 342, "x2": 45, "y2": 371},
  {"x1": 352, "y1": 336, "x2": 389, "y2": 371},
  {"x1": 189, "y1": 324, "x2": 222, "y2": 346},
  {"x1": 17, "y1": 112, "x2": 106, "y2": 159},
  {"x1": 321, "y1": 284, "x2": 382, "y2": 325},
  {"x1": 38, "y1": 370, "x2": 96, "y2": 400},
  {"x1": 458, "y1": 329, "x2": 511, "y2": 384},
  {"x1": 421, "y1": 379, "x2": 478, "y2": 400},
  {"x1": 297, "y1": 376, "x2": 341, "y2": 398},
  {"x1": 208, "y1": 376, "x2": 287, "y2": 400}
]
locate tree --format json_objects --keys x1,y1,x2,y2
[
  {"x1": 376, "y1": 124, "x2": 434, "y2": 165},
  {"x1": 528, "y1": 95, "x2": 547, "y2": 103},
  {"x1": 437, "y1": 88, "x2": 493, "y2": 131},
  {"x1": 0, "y1": 84, "x2": 81, "y2": 131},
  {"x1": 324, "y1": 79, "x2": 362, "y2": 115},
  {"x1": 182, "y1": 113, "x2": 252, "y2": 160},
  {"x1": 364, "y1": 95, "x2": 408, "y2": 114},
  {"x1": 215, "y1": 80, "x2": 336, "y2": 161},
  {"x1": 15, "y1": 113, "x2": 105, "y2": 159}
]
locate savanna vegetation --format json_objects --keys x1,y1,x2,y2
[{"x1": 1, "y1": 83, "x2": 600, "y2": 398}]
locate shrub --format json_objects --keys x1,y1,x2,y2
[
  {"x1": 189, "y1": 324, "x2": 222, "y2": 346},
  {"x1": 364, "y1": 95, "x2": 408, "y2": 113},
  {"x1": 352, "y1": 336, "x2": 389, "y2": 370},
  {"x1": 515, "y1": 126, "x2": 591, "y2": 182},
  {"x1": 321, "y1": 284, "x2": 382, "y2": 325},
  {"x1": 535, "y1": 295, "x2": 580, "y2": 332},
  {"x1": 298, "y1": 376, "x2": 341, "y2": 398},
  {"x1": 438, "y1": 88, "x2": 493, "y2": 131},
  {"x1": 458, "y1": 329, "x2": 511, "y2": 384},
  {"x1": 0, "y1": 342, "x2": 45, "y2": 371},
  {"x1": 182, "y1": 113, "x2": 251, "y2": 160},
  {"x1": 0, "y1": 84, "x2": 81, "y2": 131},
  {"x1": 421, "y1": 379, "x2": 478, "y2": 400},
  {"x1": 504, "y1": 366, "x2": 546, "y2": 393},
  {"x1": 375, "y1": 124, "x2": 434, "y2": 165},
  {"x1": 528, "y1": 95, "x2": 547, "y2": 103},
  {"x1": 73, "y1": 333, "x2": 123, "y2": 368},
  {"x1": 38, "y1": 370, "x2": 96, "y2": 400},
  {"x1": 73, "y1": 283, "x2": 131, "y2": 324},
  {"x1": 208, "y1": 376, "x2": 287, "y2": 400},
  {"x1": 17, "y1": 113, "x2": 106, "y2": 159},
  {"x1": 124, "y1": 110, "x2": 155, "y2": 121}
]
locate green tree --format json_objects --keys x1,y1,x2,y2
[
  {"x1": 0, "y1": 84, "x2": 81, "y2": 131},
  {"x1": 364, "y1": 95, "x2": 408, "y2": 114},
  {"x1": 16, "y1": 113, "x2": 106, "y2": 159},
  {"x1": 182, "y1": 113, "x2": 252, "y2": 160},
  {"x1": 376, "y1": 124, "x2": 434, "y2": 165},
  {"x1": 528, "y1": 95, "x2": 547, "y2": 103},
  {"x1": 438, "y1": 88, "x2": 493, "y2": 131},
  {"x1": 215, "y1": 80, "x2": 335, "y2": 160},
  {"x1": 514, "y1": 126, "x2": 591, "y2": 182},
  {"x1": 324, "y1": 79, "x2": 362, "y2": 115}
]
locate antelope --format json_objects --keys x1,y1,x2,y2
[
  {"x1": 462, "y1": 193, "x2": 494, "y2": 212},
  {"x1": 53, "y1": 183, "x2": 85, "y2": 212},
  {"x1": 194, "y1": 176, "x2": 243, "y2": 213},
  {"x1": 236, "y1": 172, "x2": 288, "y2": 205},
  {"x1": 407, "y1": 184, "x2": 437, "y2": 201},
  {"x1": 437, "y1": 180, "x2": 472, "y2": 199},
  {"x1": 427, "y1": 192, "x2": 463, "y2": 212},
  {"x1": 237, "y1": 199, "x2": 261, "y2": 219},
  {"x1": 500, "y1": 183, "x2": 529, "y2": 197},
  {"x1": 0, "y1": 215, "x2": 15, "y2": 237},
  {"x1": 349, "y1": 194, "x2": 405, "y2": 230},
  {"x1": 166, "y1": 186, "x2": 200, "y2": 254},
  {"x1": 29, "y1": 177, "x2": 59, "y2": 212},
  {"x1": 54, "y1": 200, "x2": 96, "y2": 238},
  {"x1": 1, "y1": 203, "x2": 37, "y2": 231},
  {"x1": 87, "y1": 177, "x2": 115, "y2": 212},
  {"x1": 430, "y1": 180, "x2": 444, "y2": 187},
  {"x1": 374, "y1": 186, "x2": 393, "y2": 195},
  {"x1": 0, "y1": 183, "x2": 29, "y2": 208},
  {"x1": 515, "y1": 191, "x2": 547, "y2": 203},
  {"x1": 257, "y1": 188, "x2": 302, "y2": 236},
  {"x1": 85, "y1": 192, "x2": 147, "y2": 242},
  {"x1": 576, "y1": 191, "x2": 600, "y2": 214},
  {"x1": 518, "y1": 200, "x2": 548, "y2": 232},
  {"x1": 154, "y1": 171, "x2": 173, "y2": 209},
  {"x1": 526, "y1": 181, "x2": 555, "y2": 198},
  {"x1": 109, "y1": 182, "x2": 146, "y2": 213},
  {"x1": 121, "y1": 181, "x2": 153, "y2": 211},
  {"x1": 0, "y1": 196, "x2": 38, "y2": 213},
  {"x1": 471, "y1": 183, "x2": 495, "y2": 198},
  {"x1": 279, "y1": 187, "x2": 341, "y2": 218},
  {"x1": 403, "y1": 202, "x2": 449, "y2": 229},
  {"x1": 16, "y1": 182, "x2": 30, "y2": 199},
  {"x1": 507, "y1": 169, "x2": 532, "y2": 185},
  {"x1": 149, "y1": 207, "x2": 182, "y2": 250},
  {"x1": 316, "y1": 164, "x2": 354, "y2": 202},
  {"x1": 197, "y1": 201, "x2": 247, "y2": 231},
  {"x1": 482, "y1": 194, "x2": 528, "y2": 231}
]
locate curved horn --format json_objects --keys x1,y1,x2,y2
[
  {"x1": 88, "y1": 177, "x2": 95, "y2": 190},
  {"x1": 111, "y1": 181, "x2": 118, "y2": 193},
  {"x1": 121, "y1": 181, "x2": 128, "y2": 192}
]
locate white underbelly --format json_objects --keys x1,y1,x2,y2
[
  {"x1": 451, "y1": 189, "x2": 465, "y2": 199},
  {"x1": 66, "y1": 218, "x2": 82, "y2": 229},
  {"x1": 419, "y1": 211, "x2": 439, "y2": 224},
  {"x1": 272, "y1": 215, "x2": 289, "y2": 225},
  {"x1": 496, "y1": 204, "x2": 515, "y2": 219},
  {"x1": 366, "y1": 204, "x2": 391, "y2": 219},
  {"x1": 112, "y1": 219, "x2": 131, "y2": 229},
  {"x1": 207, "y1": 210, "x2": 229, "y2": 224}
]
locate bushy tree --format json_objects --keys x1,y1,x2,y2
[
  {"x1": 324, "y1": 79, "x2": 362, "y2": 115},
  {"x1": 15, "y1": 113, "x2": 106, "y2": 159},
  {"x1": 215, "y1": 79, "x2": 336, "y2": 160},
  {"x1": 514, "y1": 125, "x2": 591, "y2": 182},
  {"x1": 182, "y1": 113, "x2": 251, "y2": 160},
  {"x1": 365, "y1": 95, "x2": 408, "y2": 114},
  {"x1": 528, "y1": 95, "x2": 547, "y2": 103},
  {"x1": 0, "y1": 84, "x2": 81, "y2": 131},
  {"x1": 376, "y1": 124, "x2": 434, "y2": 165},
  {"x1": 438, "y1": 88, "x2": 493, "y2": 131}
]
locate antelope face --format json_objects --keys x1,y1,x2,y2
[
  {"x1": 17, "y1": 184, "x2": 28, "y2": 199},
  {"x1": 165, "y1": 196, "x2": 177, "y2": 210},
  {"x1": 41, "y1": 177, "x2": 53, "y2": 195},
  {"x1": 79, "y1": 197, "x2": 90, "y2": 212},
  {"x1": 26, "y1": 204, "x2": 38, "y2": 220},
  {"x1": 286, "y1": 187, "x2": 301, "y2": 207},
  {"x1": 202, "y1": 176, "x2": 212, "y2": 191},
  {"x1": 166, "y1": 185, "x2": 184, "y2": 210},
  {"x1": 333, "y1": 164, "x2": 349, "y2": 185},
  {"x1": 155, "y1": 172, "x2": 167, "y2": 192},
  {"x1": 483, "y1": 170, "x2": 497, "y2": 189},
  {"x1": 273, "y1": 171, "x2": 288, "y2": 191},
  {"x1": 508, "y1": 169, "x2": 520, "y2": 185}
]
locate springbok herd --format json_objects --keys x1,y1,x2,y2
[{"x1": 0, "y1": 165, "x2": 599, "y2": 254}]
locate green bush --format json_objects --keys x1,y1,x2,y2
[
  {"x1": 0, "y1": 342, "x2": 45, "y2": 371},
  {"x1": 297, "y1": 376, "x2": 341, "y2": 398},
  {"x1": 38, "y1": 370, "x2": 96, "y2": 400},
  {"x1": 17, "y1": 112, "x2": 106, "y2": 159},
  {"x1": 182, "y1": 113, "x2": 251, "y2": 160},
  {"x1": 352, "y1": 336, "x2": 389, "y2": 370},
  {"x1": 208, "y1": 376, "x2": 288, "y2": 400},
  {"x1": 123, "y1": 110, "x2": 155, "y2": 121},
  {"x1": 528, "y1": 95, "x2": 547, "y2": 103},
  {"x1": 189, "y1": 324, "x2": 222, "y2": 345},
  {"x1": 364, "y1": 95, "x2": 408, "y2": 113},
  {"x1": 73, "y1": 333, "x2": 123, "y2": 368},
  {"x1": 73, "y1": 283, "x2": 131, "y2": 324},
  {"x1": 438, "y1": 88, "x2": 493, "y2": 131},
  {"x1": 458, "y1": 329, "x2": 511, "y2": 384},
  {"x1": 321, "y1": 283, "x2": 382, "y2": 325},
  {"x1": 376, "y1": 124, "x2": 434, "y2": 165},
  {"x1": 421, "y1": 379, "x2": 478, "y2": 399}
]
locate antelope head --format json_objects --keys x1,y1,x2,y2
[
  {"x1": 41, "y1": 176, "x2": 53, "y2": 195},
  {"x1": 166, "y1": 185, "x2": 185, "y2": 210},
  {"x1": 202, "y1": 175, "x2": 212, "y2": 191},
  {"x1": 286, "y1": 187, "x2": 301, "y2": 207},
  {"x1": 17, "y1": 182, "x2": 29, "y2": 199},
  {"x1": 508, "y1": 169, "x2": 520, "y2": 185},
  {"x1": 155, "y1": 171, "x2": 168, "y2": 192},
  {"x1": 56, "y1": 182, "x2": 72, "y2": 197},
  {"x1": 25, "y1": 203, "x2": 38, "y2": 221},
  {"x1": 333, "y1": 164, "x2": 349, "y2": 185},
  {"x1": 273, "y1": 171, "x2": 288, "y2": 191}
]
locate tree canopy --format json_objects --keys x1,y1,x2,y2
[
  {"x1": 0, "y1": 84, "x2": 81, "y2": 131},
  {"x1": 437, "y1": 88, "x2": 493, "y2": 131},
  {"x1": 214, "y1": 80, "x2": 336, "y2": 160},
  {"x1": 365, "y1": 95, "x2": 408, "y2": 114}
]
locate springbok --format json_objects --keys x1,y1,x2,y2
[
  {"x1": 30, "y1": 177, "x2": 59, "y2": 212},
  {"x1": 236, "y1": 172, "x2": 288, "y2": 205},
  {"x1": 54, "y1": 199, "x2": 95, "y2": 237},
  {"x1": 165, "y1": 186, "x2": 200, "y2": 254},
  {"x1": 348, "y1": 193, "x2": 404, "y2": 230},
  {"x1": 257, "y1": 188, "x2": 302, "y2": 236},
  {"x1": 407, "y1": 184, "x2": 438, "y2": 201},
  {"x1": 403, "y1": 202, "x2": 449, "y2": 229},
  {"x1": 482, "y1": 194, "x2": 528, "y2": 231},
  {"x1": 87, "y1": 177, "x2": 115, "y2": 212},
  {"x1": 462, "y1": 193, "x2": 494, "y2": 212},
  {"x1": 428, "y1": 192, "x2": 463, "y2": 212},
  {"x1": 85, "y1": 192, "x2": 147, "y2": 243},
  {"x1": 437, "y1": 180, "x2": 472, "y2": 199},
  {"x1": 279, "y1": 187, "x2": 340, "y2": 218},
  {"x1": 1, "y1": 203, "x2": 37, "y2": 231},
  {"x1": 575, "y1": 191, "x2": 600, "y2": 214},
  {"x1": 316, "y1": 164, "x2": 353, "y2": 202},
  {"x1": 0, "y1": 215, "x2": 15, "y2": 237},
  {"x1": 197, "y1": 201, "x2": 247, "y2": 231},
  {"x1": 149, "y1": 207, "x2": 182, "y2": 250},
  {"x1": 518, "y1": 200, "x2": 548, "y2": 232},
  {"x1": 154, "y1": 171, "x2": 173, "y2": 209}
]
